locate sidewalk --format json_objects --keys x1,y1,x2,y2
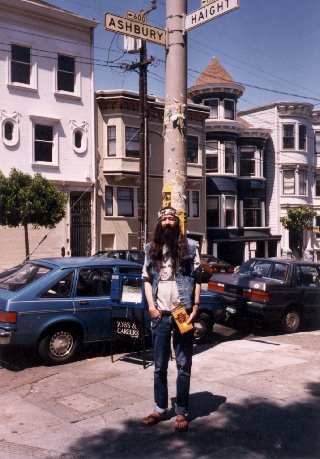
[{"x1": 0, "y1": 330, "x2": 319, "y2": 459}]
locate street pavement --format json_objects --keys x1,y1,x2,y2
[{"x1": 0, "y1": 328, "x2": 319, "y2": 459}]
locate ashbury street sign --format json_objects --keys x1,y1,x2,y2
[
  {"x1": 186, "y1": 0, "x2": 239, "y2": 31},
  {"x1": 104, "y1": 13, "x2": 166, "y2": 46}
]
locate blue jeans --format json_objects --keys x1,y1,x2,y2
[{"x1": 151, "y1": 315, "x2": 194, "y2": 416}]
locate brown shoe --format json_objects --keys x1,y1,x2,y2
[
  {"x1": 174, "y1": 415, "x2": 188, "y2": 432},
  {"x1": 141, "y1": 412, "x2": 167, "y2": 427}
]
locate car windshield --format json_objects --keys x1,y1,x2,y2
[{"x1": 0, "y1": 263, "x2": 51, "y2": 292}]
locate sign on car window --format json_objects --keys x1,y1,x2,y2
[{"x1": 121, "y1": 278, "x2": 142, "y2": 303}]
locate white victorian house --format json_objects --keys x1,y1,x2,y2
[{"x1": 0, "y1": 0, "x2": 98, "y2": 269}]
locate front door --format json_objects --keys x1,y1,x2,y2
[{"x1": 70, "y1": 192, "x2": 92, "y2": 256}]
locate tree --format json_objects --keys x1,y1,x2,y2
[
  {"x1": 0, "y1": 169, "x2": 68, "y2": 258},
  {"x1": 280, "y1": 205, "x2": 316, "y2": 258}
]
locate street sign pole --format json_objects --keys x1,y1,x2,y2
[
  {"x1": 104, "y1": 1, "x2": 240, "y2": 237},
  {"x1": 162, "y1": 0, "x2": 188, "y2": 233}
]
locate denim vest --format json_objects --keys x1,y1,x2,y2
[{"x1": 144, "y1": 238, "x2": 198, "y2": 310}]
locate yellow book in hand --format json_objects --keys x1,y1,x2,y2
[{"x1": 171, "y1": 302, "x2": 193, "y2": 334}]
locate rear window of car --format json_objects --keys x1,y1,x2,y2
[
  {"x1": 0, "y1": 263, "x2": 51, "y2": 291},
  {"x1": 239, "y1": 260, "x2": 288, "y2": 281}
]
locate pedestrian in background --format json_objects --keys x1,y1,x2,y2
[{"x1": 141, "y1": 206, "x2": 201, "y2": 432}]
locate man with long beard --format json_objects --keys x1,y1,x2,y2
[{"x1": 141, "y1": 206, "x2": 201, "y2": 432}]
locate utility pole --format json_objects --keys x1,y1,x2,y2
[
  {"x1": 138, "y1": 39, "x2": 149, "y2": 250},
  {"x1": 125, "y1": 1, "x2": 156, "y2": 250},
  {"x1": 162, "y1": 0, "x2": 188, "y2": 233}
]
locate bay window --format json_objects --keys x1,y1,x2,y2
[
  {"x1": 315, "y1": 131, "x2": 320, "y2": 154},
  {"x1": 225, "y1": 142, "x2": 236, "y2": 173},
  {"x1": 107, "y1": 126, "x2": 116, "y2": 156},
  {"x1": 206, "y1": 196, "x2": 219, "y2": 227},
  {"x1": 282, "y1": 123, "x2": 307, "y2": 151},
  {"x1": 203, "y1": 98, "x2": 218, "y2": 118},
  {"x1": 117, "y1": 187, "x2": 134, "y2": 216},
  {"x1": 225, "y1": 196, "x2": 235, "y2": 227},
  {"x1": 224, "y1": 99, "x2": 235, "y2": 120},
  {"x1": 125, "y1": 127, "x2": 140, "y2": 158},
  {"x1": 315, "y1": 173, "x2": 320, "y2": 196},
  {"x1": 206, "y1": 141, "x2": 218, "y2": 172},
  {"x1": 243, "y1": 198, "x2": 261, "y2": 227},
  {"x1": 187, "y1": 190, "x2": 200, "y2": 218},
  {"x1": 187, "y1": 135, "x2": 199, "y2": 163},
  {"x1": 282, "y1": 169, "x2": 307, "y2": 195}
]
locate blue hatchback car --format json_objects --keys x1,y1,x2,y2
[{"x1": 0, "y1": 257, "x2": 226, "y2": 365}]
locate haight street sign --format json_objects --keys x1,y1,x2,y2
[
  {"x1": 186, "y1": 0, "x2": 239, "y2": 31},
  {"x1": 104, "y1": 13, "x2": 166, "y2": 46}
]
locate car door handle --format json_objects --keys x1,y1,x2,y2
[{"x1": 78, "y1": 301, "x2": 89, "y2": 305}]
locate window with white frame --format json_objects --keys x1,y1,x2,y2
[
  {"x1": 315, "y1": 173, "x2": 320, "y2": 197},
  {"x1": 206, "y1": 141, "x2": 218, "y2": 172},
  {"x1": 282, "y1": 169, "x2": 307, "y2": 196},
  {"x1": 57, "y1": 54, "x2": 75, "y2": 93},
  {"x1": 299, "y1": 125, "x2": 306, "y2": 150},
  {"x1": 105, "y1": 186, "x2": 135, "y2": 217},
  {"x1": 107, "y1": 126, "x2": 116, "y2": 156},
  {"x1": 224, "y1": 99, "x2": 235, "y2": 120},
  {"x1": 240, "y1": 146, "x2": 263, "y2": 177},
  {"x1": 298, "y1": 170, "x2": 307, "y2": 195},
  {"x1": 315, "y1": 131, "x2": 320, "y2": 154},
  {"x1": 225, "y1": 196, "x2": 235, "y2": 227},
  {"x1": 105, "y1": 186, "x2": 113, "y2": 216},
  {"x1": 206, "y1": 140, "x2": 236, "y2": 174},
  {"x1": 118, "y1": 187, "x2": 134, "y2": 216},
  {"x1": 206, "y1": 196, "x2": 219, "y2": 227},
  {"x1": 11, "y1": 44, "x2": 31, "y2": 85},
  {"x1": 225, "y1": 142, "x2": 236, "y2": 173},
  {"x1": 283, "y1": 170, "x2": 295, "y2": 195},
  {"x1": 315, "y1": 216, "x2": 320, "y2": 239},
  {"x1": 34, "y1": 124, "x2": 54, "y2": 162},
  {"x1": 203, "y1": 98, "x2": 218, "y2": 119},
  {"x1": 187, "y1": 135, "x2": 199, "y2": 163},
  {"x1": 282, "y1": 123, "x2": 307, "y2": 151},
  {"x1": 125, "y1": 127, "x2": 140, "y2": 158},
  {"x1": 30, "y1": 116, "x2": 59, "y2": 165},
  {"x1": 243, "y1": 198, "x2": 261, "y2": 227},
  {"x1": 187, "y1": 190, "x2": 200, "y2": 218}
]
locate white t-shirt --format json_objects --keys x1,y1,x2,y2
[{"x1": 142, "y1": 244, "x2": 200, "y2": 312}]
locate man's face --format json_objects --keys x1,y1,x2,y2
[{"x1": 160, "y1": 215, "x2": 177, "y2": 229}]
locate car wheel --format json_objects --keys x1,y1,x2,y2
[
  {"x1": 39, "y1": 328, "x2": 80, "y2": 365},
  {"x1": 194, "y1": 312, "x2": 214, "y2": 342},
  {"x1": 281, "y1": 309, "x2": 302, "y2": 334}
]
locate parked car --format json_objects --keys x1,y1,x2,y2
[
  {"x1": 94, "y1": 249, "x2": 144, "y2": 264},
  {"x1": 0, "y1": 257, "x2": 226, "y2": 365},
  {"x1": 208, "y1": 257, "x2": 320, "y2": 333},
  {"x1": 200, "y1": 254, "x2": 234, "y2": 282}
]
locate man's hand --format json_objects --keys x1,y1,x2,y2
[
  {"x1": 149, "y1": 308, "x2": 160, "y2": 319},
  {"x1": 187, "y1": 306, "x2": 199, "y2": 324}
]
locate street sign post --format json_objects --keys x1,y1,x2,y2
[
  {"x1": 186, "y1": 0, "x2": 239, "y2": 31},
  {"x1": 104, "y1": 13, "x2": 166, "y2": 46}
]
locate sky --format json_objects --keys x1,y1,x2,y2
[{"x1": 50, "y1": 0, "x2": 320, "y2": 112}]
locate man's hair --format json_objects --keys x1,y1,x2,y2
[{"x1": 150, "y1": 216, "x2": 189, "y2": 271}]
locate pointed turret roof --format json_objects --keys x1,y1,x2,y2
[
  {"x1": 191, "y1": 58, "x2": 234, "y2": 87},
  {"x1": 188, "y1": 58, "x2": 244, "y2": 101}
]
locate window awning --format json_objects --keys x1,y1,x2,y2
[{"x1": 206, "y1": 177, "x2": 237, "y2": 195}]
